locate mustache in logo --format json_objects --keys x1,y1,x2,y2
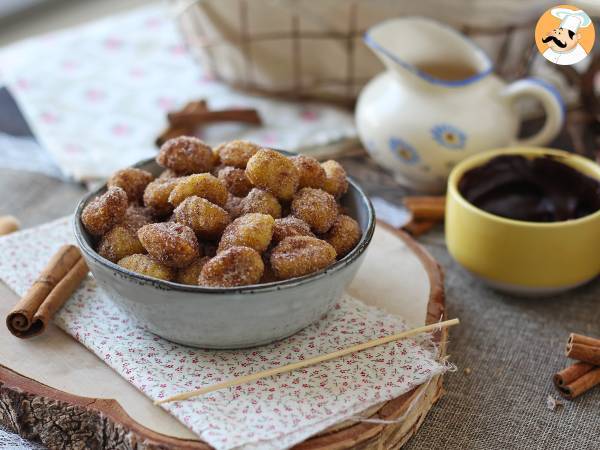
[{"x1": 542, "y1": 35, "x2": 567, "y2": 48}]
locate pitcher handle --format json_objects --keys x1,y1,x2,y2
[{"x1": 501, "y1": 78, "x2": 564, "y2": 147}]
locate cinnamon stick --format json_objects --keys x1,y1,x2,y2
[
  {"x1": 553, "y1": 361, "x2": 595, "y2": 387},
  {"x1": 403, "y1": 219, "x2": 438, "y2": 237},
  {"x1": 568, "y1": 333, "x2": 600, "y2": 348},
  {"x1": 156, "y1": 100, "x2": 208, "y2": 146},
  {"x1": 6, "y1": 245, "x2": 88, "y2": 338},
  {"x1": 0, "y1": 215, "x2": 20, "y2": 236},
  {"x1": 403, "y1": 196, "x2": 446, "y2": 221},
  {"x1": 168, "y1": 109, "x2": 262, "y2": 128},
  {"x1": 556, "y1": 366, "x2": 600, "y2": 399},
  {"x1": 566, "y1": 342, "x2": 600, "y2": 366}
]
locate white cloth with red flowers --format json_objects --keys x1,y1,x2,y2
[
  {"x1": 0, "y1": 217, "x2": 446, "y2": 450},
  {"x1": 0, "y1": 5, "x2": 356, "y2": 182}
]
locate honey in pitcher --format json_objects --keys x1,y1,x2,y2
[{"x1": 416, "y1": 62, "x2": 479, "y2": 81}]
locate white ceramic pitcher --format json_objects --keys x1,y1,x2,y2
[{"x1": 355, "y1": 17, "x2": 564, "y2": 194}]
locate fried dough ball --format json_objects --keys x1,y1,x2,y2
[
  {"x1": 98, "y1": 225, "x2": 145, "y2": 263},
  {"x1": 198, "y1": 246, "x2": 264, "y2": 287},
  {"x1": 223, "y1": 193, "x2": 243, "y2": 219},
  {"x1": 245, "y1": 149, "x2": 299, "y2": 200},
  {"x1": 168, "y1": 173, "x2": 228, "y2": 208},
  {"x1": 122, "y1": 205, "x2": 153, "y2": 231},
  {"x1": 272, "y1": 216, "x2": 314, "y2": 243},
  {"x1": 323, "y1": 215, "x2": 361, "y2": 258},
  {"x1": 158, "y1": 169, "x2": 178, "y2": 180},
  {"x1": 291, "y1": 188, "x2": 338, "y2": 234},
  {"x1": 216, "y1": 140, "x2": 261, "y2": 169},
  {"x1": 143, "y1": 178, "x2": 179, "y2": 217},
  {"x1": 290, "y1": 155, "x2": 326, "y2": 189},
  {"x1": 173, "y1": 196, "x2": 230, "y2": 239},
  {"x1": 321, "y1": 160, "x2": 348, "y2": 198},
  {"x1": 138, "y1": 222, "x2": 200, "y2": 268},
  {"x1": 218, "y1": 166, "x2": 252, "y2": 197},
  {"x1": 218, "y1": 213, "x2": 274, "y2": 254},
  {"x1": 118, "y1": 254, "x2": 174, "y2": 281},
  {"x1": 240, "y1": 188, "x2": 282, "y2": 218},
  {"x1": 176, "y1": 256, "x2": 210, "y2": 285},
  {"x1": 107, "y1": 168, "x2": 154, "y2": 204},
  {"x1": 270, "y1": 236, "x2": 336, "y2": 280},
  {"x1": 82, "y1": 186, "x2": 128, "y2": 236},
  {"x1": 156, "y1": 136, "x2": 213, "y2": 175}
]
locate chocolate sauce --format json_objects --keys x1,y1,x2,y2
[{"x1": 458, "y1": 155, "x2": 600, "y2": 222}]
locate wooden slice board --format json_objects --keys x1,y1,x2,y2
[{"x1": 0, "y1": 222, "x2": 446, "y2": 449}]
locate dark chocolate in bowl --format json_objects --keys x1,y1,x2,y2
[{"x1": 458, "y1": 154, "x2": 600, "y2": 223}]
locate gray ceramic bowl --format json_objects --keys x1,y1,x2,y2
[{"x1": 74, "y1": 156, "x2": 375, "y2": 349}]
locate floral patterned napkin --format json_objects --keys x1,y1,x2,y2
[
  {"x1": 0, "y1": 218, "x2": 446, "y2": 450},
  {"x1": 0, "y1": 5, "x2": 356, "y2": 182}
]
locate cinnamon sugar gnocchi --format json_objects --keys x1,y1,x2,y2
[{"x1": 83, "y1": 137, "x2": 362, "y2": 287}]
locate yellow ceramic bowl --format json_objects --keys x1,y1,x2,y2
[{"x1": 446, "y1": 147, "x2": 600, "y2": 296}]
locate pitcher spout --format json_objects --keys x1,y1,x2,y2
[{"x1": 364, "y1": 17, "x2": 493, "y2": 87}]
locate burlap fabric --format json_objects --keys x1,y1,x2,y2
[{"x1": 0, "y1": 156, "x2": 598, "y2": 449}]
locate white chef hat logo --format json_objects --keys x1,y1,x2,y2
[
  {"x1": 536, "y1": 5, "x2": 594, "y2": 66},
  {"x1": 551, "y1": 8, "x2": 592, "y2": 33}
]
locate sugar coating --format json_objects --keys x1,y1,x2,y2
[
  {"x1": 138, "y1": 222, "x2": 200, "y2": 268},
  {"x1": 176, "y1": 256, "x2": 210, "y2": 285},
  {"x1": 82, "y1": 186, "x2": 128, "y2": 236},
  {"x1": 216, "y1": 140, "x2": 261, "y2": 169},
  {"x1": 118, "y1": 254, "x2": 174, "y2": 281},
  {"x1": 291, "y1": 155, "x2": 326, "y2": 189},
  {"x1": 173, "y1": 196, "x2": 230, "y2": 239},
  {"x1": 107, "y1": 168, "x2": 154, "y2": 204},
  {"x1": 98, "y1": 225, "x2": 145, "y2": 263},
  {"x1": 291, "y1": 187, "x2": 338, "y2": 234},
  {"x1": 272, "y1": 216, "x2": 314, "y2": 243},
  {"x1": 223, "y1": 193, "x2": 243, "y2": 219},
  {"x1": 323, "y1": 214, "x2": 361, "y2": 258},
  {"x1": 143, "y1": 178, "x2": 180, "y2": 217},
  {"x1": 245, "y1": 149, "x2": 299, "y2": 201},
  {"x1": 158, "y1": 169, "x2": 178, "y2": 180},
  {"x1": 156, "y1": 136, "x2": 213, "y2": 174},
  {"x1": 270, "y1": 236, "x2": 336, "y2": 280},
  {"x1": 121, "y1": 205, "x2": 153, "y2": 231},
  {"x1": 218, "y1": 213, "x2": 274, "y2": 254},
  {"x1": 168, "y1": 173, "x2": 228, "y2": 207},
  {"x1": 321, "y1": 160, "x2": 348, "y2": 198},
  {"x1": 199, "y1": 246, "x2": 264, "y2": 287},
  {"x1": 218, "y1": 166, "x2": 253, "y2": 197},
  {"x1": 240, "y1": 188, "x2": 282, "y2": 218}
]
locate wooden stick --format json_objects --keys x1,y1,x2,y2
[
  {"x1": 553, "y1": 361, "x2": 595, "y2": 387},
  {"x1": 155, "y1": 318, "x2": 460, "y2": 405},
  {"x1": 6, "y1": 245, "x2": 84, "y2": 338},
  {"x1": 569, "y1": 333, "x2": 600, "y2": 348},
  {"x1": 556, "y1": 366, "x2": 600, "y2": 399},
  {"x1": 0, "y1": 215, "x2": 20, "y2": 236},
  {"x1": 566, "y1": 343, "x2": 600, "y2": 366}
]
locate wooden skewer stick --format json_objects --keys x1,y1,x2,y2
[{"x1": 155, "y1": 318, "x2": 460, "y2": 405}]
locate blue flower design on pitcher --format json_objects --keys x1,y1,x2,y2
[
  {"x1": 431, "y1": 124, "x2": 466, "y2": 150},
  {"x1": 389, "y1": 137, "x2": 420, "y2": 165}
]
